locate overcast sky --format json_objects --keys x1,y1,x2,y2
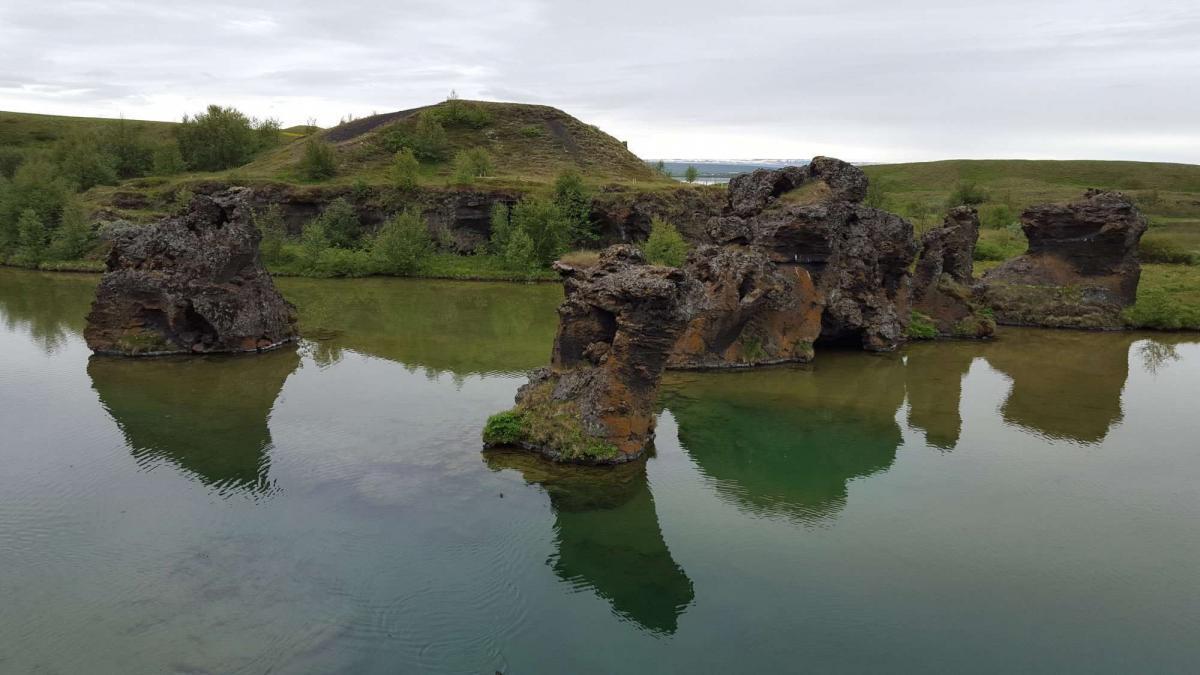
[{"x1": 1, "y1": 0, "x2": 1198, "y2": 163}]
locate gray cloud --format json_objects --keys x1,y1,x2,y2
[{"x1": 1, "y1": 0, "x2": 1197, "y2": 162}]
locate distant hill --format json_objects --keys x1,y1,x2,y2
[{"x1": 0, "y1": 110, "x2": 176, "y2": 151}]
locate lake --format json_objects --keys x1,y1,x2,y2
[{"x1": 1, "y1": 267, "x2": 1198, "y2": 674}]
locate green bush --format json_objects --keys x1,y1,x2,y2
[
  {"x1": 452, "y1": 147, "x2": 493, "y2": 184},
  {"x1": 980, "y1": 203, "x2": 1017, "y2": 229},
  {"x1": 684, "y1": 165, "x2": 699, "y2": 183},
  {"x1": 482, "y1": 411, "x2": 527, "y2": 445},
  {"x1": 501, "y1": 226, "x2": 538, "y2": 271},
  {"x1": 553, "y1": 170, "x2": 593, "y2": 241},
  {"x1": 314, "y1": 247, "x2": 374, "y2": 277},
  {"x1": 642, "y1": 216, "x2": 689, "y2": 266},
  {"x1": 152, "y1": 143, "x2": 186, "y2": 175},
  {"x1": 519, "y1": 125, "x2": 544, "y2": 138},
  {"x1": 864, "y1": 181, "x2": 888, "y2": 209},
  {"x1": 14, "y1": 208, "x2": 47, "y2": 265},
  {"x1": 1, "y1": 158, "x2": 71, "y2": 241},
  {"x1": 1139, "y1": 235, "x2": 1198, "y2": 265},
  {"x1": 254, "y1": 204, "x2": 288, "y2": 264},
  {"x1": 974, "y1": 225, "x2": 1027, "y2": 262},
  {"x1": 102, "y1": 117, "x2": 154, "y2": 178},
  {"x1": 434, "y1": 98, "x2": 492, "y2": 129},
  {"x1": 298, "y1": 137, "x2": 337, "y2": 180},
  {"x1": 947, "y1": 181, "x2": 988, "y2": 207},
  {"x1": 390, "y1": 148, "x2": 420, "y2": 191},
  {"x1": 48, "y1": 197, "x2": 92, "y2": 261},
  {"x1": 0, "y1": 148, "x2": 23, "y2": 179},
  {"x1": 389, "y1": 112, "x2": 451, "y2": 162},
  {"x1": 176, "y1": 105, "x2": 278, "y2": 171},
  {"x1": 53, "y1": 131, "x2": 118, "y2": 190},
  {"x1": 299, "y1": 219, "x2": 329, "y2": 273},
  {"x1": 511, "y1": 196, "x2": 570, "y2": 266},
  {"x1": 372, "y1": 209, "x2": 433, "y2": 275},
  {"x1": 488, "y1": 202, "x2": 513, "y2": 254},
  {"x1": 314, "y1": 198, "x2": 361, "y2": 249}
]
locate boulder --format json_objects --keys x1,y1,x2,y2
[
  {"x1": 978, "y1": 190, "x2": 1148, "y2": 328},
  {"x1": 669, "y1": 245, "x2": 822, "y2": 368},
  {"x1": 484, "y1": 246, "x2": 688, "y2": 464},
  {"x1": 84, "y1": 188, "x2": 298, "y2": 355},
  {"x1": 911, "y1": 207, "x2": 995, "y2": 338}
]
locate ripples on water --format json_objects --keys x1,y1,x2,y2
[{"x1": 1, "y1": 268, "x2": 1198, "y2": 673}]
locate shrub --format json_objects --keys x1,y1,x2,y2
[
  {"x1": 315, "y1": 198, "x2": 361, "y2": 249},
  {"x1": 974, "y1": 225, "x2": 1027, "y2": 262},
  {"x1": 53, "y1": 131, "x2": 118, "y2": 190},
  {"x1": 502, "y1": 227, "x2": 538, "y2": 271},
  {"x1": 299, "y1": 219, "x2": 329, "y2": 272},
  {"x1": 642, "y1": 216, "x2": 689, "y2": 266},
  {"x1": 652, "y1": 160, "x2": 671, "y2": 178},
  {"x1": 314, "y1": 247, "x2": 374, "y2": 277},
  {"x1": 452, "y1": 147, "x2": 493, "y2": 184},
  {"x1": 48, "y1": 197, "x2": 92, "y2": 260},
  {"x1": 14, "y1": 208, "x2": 47, "y2": 265},
  {"x1": 1139, "y1": 235, "x2": 1198, "y2": 265},
  {"x1": 482, "y1": 411, "x2": 526, "y2": 445},
  {"x1": 176, "y1": 105, "x2": 277, "y2": 171},
  {"x1": 489, "y1": 202, "x2": 513, "y2": 254},
  {"x1": 372, "y1": 209, "x2": 433, "y2": 275},
  {"x1": 390, "y1": 148, "x2": 420, "y2": 191},
  {"x1": 684, "y1": 165, "x2": 699, "y2": 183},
  {"x1": 254, "y1": 204, "x2": 288, "y2": 264},
  {"x1": 170, "y1": 188, "x2": 195, "y2": 215},
  {"x1": 0, "y1": 148, "x2": 25, "y2": 179},
  {"x1": 298, "y1": 137, "x2": 337, "y2": 180},
  {"x1": 434, "y1": 98, "x2": 492, "y2": 129},
  {"x1": 2, "y1": 158, "x2": 71, "y2": 233},
  {"x1": 102, "y1": 117, "x2": 153, "y2": 178},
  {"x1": 519, "y1": 125, "x2": 544, "y2": 138},
  {"x1": 980, "y1": 203, "x2": 1017, "y2": 229},
  {"x1": 152, "y1": 143, "x2": 186, "y2": 175},
  {"x1": 553, "y1": 170, "x2": 593, "y2": 242},
  {"x1": 406, "y1": 113, "x2": 450, "y2": 162},
  {"x1": 864, "y1": 181, "x2": 888, "y2": 209},
  {"x1": 511, "y1": 196, "x2": 570, "y2": 266},
  {"x1": 947, "y1": 181, "x2": 988, "y2": 207}
]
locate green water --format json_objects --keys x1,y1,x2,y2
[{"x1": 1, "y1": 267, "x2": 1198, "y2": 673}]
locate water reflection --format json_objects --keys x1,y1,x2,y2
[
  {"x1": 279, "y1": 277, "x2": 561, "y2": 377},
  {"x1": 484, "y1": 451, "x2": 694, "y2": 634},
  {"x1": 661, "y1": 352, "x2": 904, "y2": 522},
  {"x1": 0, "y1": 268, "x2": 95, "y2": 354},
  {"x1": 903, "y1": 344, "x2": 977, "y2": 450},
  {"x1": 87, "y1": 348, "x2": 301, "y2": 497}
]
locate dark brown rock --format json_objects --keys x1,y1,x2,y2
[
  {"x1": 726, "y1": 157, "x2": 867, "y2": 216},
  {"x1": 978, "y1": 190, "x2": 1148, "y2": 328},
  {"x1": 486, "y1": 246, "x2": 688, "y2": 463},
  {"x1": 669, "y1": 245, "x2": 821, "y2": 369},
  {"x1": 911, "y1": 207, "x2": 995, "y2": 338},
  {"x1": 84, "y1": 188, "x2": 298, "y2": 355}
]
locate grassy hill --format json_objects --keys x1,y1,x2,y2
[
  {"x1": 0, "y1": 110, "x2": 178, "y2": 152},
  {"x1": 240, "y1": 100, "x2": 662, "y2": 187}
]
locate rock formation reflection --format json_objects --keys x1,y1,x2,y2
[
  {"x1": 278, "y1": 277, "x2": 560, "y2": 377},
  {"x1": 88, "y1": 347, "x2": 301, "y2": 497},
  {"x1": 484, "y1": 451, "x2": 694, "y2": 634},
  {"x1": 903, "y1": 342, "x2": 977, "y2": 450},
  {"x1": 0, "y1": 268, "x2": 95, "y2": 354},
  {"x1": 661, "y1": 352, "x2": 905, "y2": 522}
]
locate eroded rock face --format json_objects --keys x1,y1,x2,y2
[
  {"x1": 84, "y1": 188, "x2": 298, "y2": 355},
  {"x1": 486, "y1": 246, "x2": 688, "y2": 463},
  {"x1": 726, "y1": 156, "x2": 868, "y2": 216},
  {"x1": 669, "y1": 245, "x2": 822, "y2": 368},
  {"x1": 978, "y1": 190, "x2": 1148, "y2": 328},
  {"x1": 911, "y1": 207, "x2": 995, "y2": 338}
]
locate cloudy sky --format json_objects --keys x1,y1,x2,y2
[{"x1": 1, "y1": 0, "x2": 1198, "y2": 163}]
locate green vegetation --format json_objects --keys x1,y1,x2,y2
[
  {"x1": 312, "y1": 198, "x2": 360, "y2": 249},
  {"x1": 298, "y1": 137, "x2": 337, "y2": 180},
  {"x1": 1123, "y1": 265, "x2": 1200, "y2": 330},
  {"x1": 372, "y1": 209, "x2": 434, "y2": 275},
  {"x1": 642, "y1": 216, "x2": 688, "y2": 266},
  {"x1": 1140, "y1": 233, "x2": 1198, "y2": 266},
  {"x1": 484, "y1": 381, "x2": 621, "y2": 462},
  {"x1": 685, "y1": 165, "x2": 699, "y2": 183},
  {"x1": 482, "y1": 411, "x2": 527, "y2": 445},
  {"x1": 177, "y1": 105, "x2": 279, "y2": 171},
  {"x1": 451, "y1": 147, "x2": 494, "y2": 184},
  {"x1": 946, "y1": 180, "x2": 988, "y2": 207},
  {"x1": 390, "y1": 148, "x2": 420, "y2": 191},
  {"x1": 907, "y1": 311, "x2": 938, "y2": 339}
]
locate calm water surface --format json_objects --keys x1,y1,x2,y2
[{"x1": 1, "y1": 267, "x2": 1198, "y2": 673}]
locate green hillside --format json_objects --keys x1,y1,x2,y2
[{"x1": 0, "y1": 110, "x2": 177, "y2": 151}]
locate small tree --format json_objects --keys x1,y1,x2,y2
[
  {"x1": 15, "y1": 208, "x2": 47, "y2": 265},
  {"x1": 0, "y1": 148, "x2": 26, "y2": 179},
  {"x1": 152, "y1": 143, "x2": 186, "y2": 175},
  {"x1": 488, "y1": 202, "x2": 513, "y2": 254},
  {"x1": 947, "y1": 181, "x2": 988, "y2": 207},
  {"x1": 553, "y1": 170, "x2": 592, "y2": 242},
  {"x1": 410, "y1": 113, "x2": 450, "y2": 162},
  {"x1": 372, "y1": 209, "x2": 433, "y2": 275},
  {"x1": 176, "y1": 105, "x2": 276, "y2": 171},
  {"x1": 254, "y1": 204, "x2": 288, "y2": 263},
  {"x1": 300, "y1": 219, "x2": 329, "y2": 272},
  {"x1": 390, "y1": 148, "x2": 420, "y2": 191},
  {"x1": 501, "y1": 226, "x2": 538, "y2": 271},
  {"x1": 864, "y1": 181, "x2": 887, "y2": 209},
  {"x1": 102, "y1": 116, "x2": 154, "y2": 178},
  {"x1": 684, "y1": 165, "x2": 699, "y2": 183},
  {"x1": 451, "y1": 147, "x2": 493, "y2": 184},
  {"x1": 49, "y1": 197, "x2": 92, "y2": 260},
  {"x1": 642, "y1": 216, "x2": 689, "y2": 266},
  {"x1": 298, "y1": 137, "x2": 337, "y2": 180},
  {"x1": 315, "y1": 198, "x2": 360, "y2": 249},
  {"x1": 511, "y1": 197, "x2": 570, "y2": 266},
  {"x1": 653, "y1": 160, "x2": 671, "y2": 178},
  {"x1": 54, "y1": 131, "x2": 118, "y2": 190}
]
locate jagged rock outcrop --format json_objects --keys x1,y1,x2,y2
[
  {"x1": 484, "y1": 246, "x2": 688, "y2": 464},
  {"x1": 978, "y1": 190, "x2": 1148, "y2": 328},
  {"x1": 911, "y1": 207, "x2": 995, "y2": 338},
  {"x1": 669, "y1": 245, "x2": 822, "y2": 368},
  {"x1": 84, "y1": 188, "x2": 298, "y2": 355},
  {"x1": 702, "y1": 159, "x2": 917, "y2": 352}
]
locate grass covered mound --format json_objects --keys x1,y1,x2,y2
[{"x1": 482, "y1": 380, "x2": 622, "y2": 464}]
